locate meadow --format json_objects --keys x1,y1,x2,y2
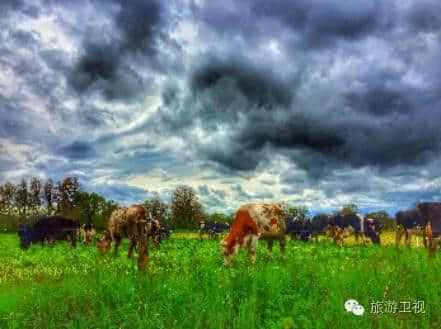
[{"x1": 0, "y1": 232, "x2": 440, "y2": 329}]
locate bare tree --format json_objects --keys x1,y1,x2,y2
[
  {"x1": 29, "y1": 177, "x2": 42, "y2": 215},
  {"x1": 56, "y1": 176, "x2": 80, "y2": 216},
  {"x1": 44, "y1": 179, "x2": 55, "y2": 215},
  {"x1": 1, "y1": 182, "x2": 16, "y2": 215},
  {"x1": 15, "y1": 178, "x2": 29, "y2": 217}
]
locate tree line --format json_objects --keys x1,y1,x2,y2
[
  {"x1": 0, "y1": 177, "x2": 233, "y2": 232},
  {"x1": 286, "y1": 203, "x2": 396, "y2": 231},
  {"x1": 0, "y1": 177, "x2": 396, "y2": 232}
]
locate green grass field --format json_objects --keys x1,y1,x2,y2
[{"x1": 0, "y1": 232, "x2": 440, "y2": 329}]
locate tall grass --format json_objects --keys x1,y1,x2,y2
[{"x1": 0, "y1": 233, "x2": 440, "y2": 329}]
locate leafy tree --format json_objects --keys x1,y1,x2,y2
[
  {"x1": 286, "y1": 205, "x2": 309, "y2": 221},
  {"x1": 73, "y1": 191, "x2": 105, "y2": 224},
  {"x1": 341, "y1": 203, "x2": 359, "y2": 216},
  {"x1": 143, "y1": 197, "x2": 169, "y2": 222},
  {"x1": 171, "y1": 186, "x2": 204, "y2": 228},
  {"x1": 56, "y1": 176, "x2": 80, "y2": 216},
  {"x1": 206, "y1": 212, "x2": 232, "y2": 224},
  {"x1": 366, "y1": 210, "x2": 396, "y2": 231}
]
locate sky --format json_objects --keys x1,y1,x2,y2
[{"x1": 0, "y1": 0, "x2": 441, "y2": 215}]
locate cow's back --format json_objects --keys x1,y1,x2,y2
[
  {"x1": 108, "y1": 205, "x2": 147, "y2": 238},
  {"x1": 418, "y1": 203, "x2": 441, "y2": 235},
  {"x1": 244, "y1": 203, "x2": 286, "y2": 237}
]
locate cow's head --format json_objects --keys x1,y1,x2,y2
[
  {"x1": 18, "y1": 225, "x2": 32, "y2": 249},
  {"x1": 220, "y1": 239, "x2": 239, "y2": 266},
  {"x1": 97, "y1": 231, "x2": 112, "y2": 253},
  {"x1": 365, "y1": 218, "x2": 381, "y2": 244}
]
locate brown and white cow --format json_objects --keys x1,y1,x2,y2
[
  {"x1": 97, "y1": 205, "x2": 151, "y2": 268},
  {"x1": 220, "y1": 203, "x2": 286, "y2": 265},
  {"x1": 417, "y1": 202, "x2": 441, "y2": 257}
]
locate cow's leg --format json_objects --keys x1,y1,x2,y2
[
  {"x1": 428, "y1": 238, "x2": 436, "y2": 257},
  {"x1": 315, "y1": 234, "x2": 318, "y2": 243},
  {"x1": 199, "y1": 232, "x2": 203, "y2": 242},
  {"x1": 138, "y1": 233, "x2": 149, "y2": 270},
  {"x1": 113, "y1": 236, "x2": 122, "y2": 256},
  {"x1": 71, "y1": 234, "x2": 77, "y2": 248},
  {"x1": 247, "y1": 235, "x2": 259, "y2": 265},
  {"x1": 405, "y1": 229, "x2": 411, "y2": 249},
  {"x1": 127, "y1": 237, "x2": 137, "y2": 258},
  {"x1": 279, "y1": 236, "x2": 286, "y2": 258},
  {"x1": 395, "y1": 226, "x2": 403, "y2": 248},
  {"x1": 334, "y1": 228, "x2": 343, "y2": 247},
  {"x1": 265, "y1": 239, "x2": 274, "y2": 261}
]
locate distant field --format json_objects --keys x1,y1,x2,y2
[
  {"x1": 173, "y1": 231, "x2": 426, "y2": 247},
  {"x1": 0, "y1": 232, "x2": 440, "y2": 329}
]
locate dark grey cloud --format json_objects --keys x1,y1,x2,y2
[
  {"x1": 407, "y1": 1, "x2": 441, "y2": 32},
  {"x1": 153, "y1": 1, "x2": 441, "y2": 179},
  {"x1": 194, "y1": 0, "x2": 392, "y2": 50},
  {"x1": 57, "y1": 141, "x2": 96, "y2": 160},
  {"x1": 67, "y1": 0, "x2": 164, "y2": 101}
]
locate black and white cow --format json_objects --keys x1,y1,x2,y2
[
  {"x1": 417, "y1": 202, "x2": 441, "y2": 257},
  {"x1": 285, "y1": 217, "x2": 310, "y2": 241},
  {"x1": 199, "y1": 221, "x2": 230, "y2": 241},
  {"x1": 328, "y1": 213, "x2": 381, "y2": 246},
  {"x1": 308, "y1": 215, "x2": 332, "y2": 242},
  {"x1": 78, "y1": 223, "x2": 96, "y2": 244},
  {"x1": 395, "y1": 209, "x2": 426, "y2": 248},
  {"x1": 18, "y1": 216, "x2": 79, "y2": 249}
]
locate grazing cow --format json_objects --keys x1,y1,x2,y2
[
  {"x1": 417, "y1": 202, "x2": 441, "y2": 257},
  {"x1": 78, "y1": 223, "x2": 96, "y2": 244},
  {"x1": 18, "y1": 216, "x2": 79, "y2": 249},
  {"x1": 395, "y1": 209, "x2": 426, "y2": 248},
  {"x1": 159, "y1": 225, "x2": 171, "y2": 240},
  {"x1": 199, "y1": 221, "x2": 230, "y2": 241},
  {"x1": 285, "y1": 217, "x2": 310, "y2": 241},
  {"x1": 308, "y1": 215, "x2": 332, "y2": 242},
  {"x1": 213, "y1": 222, "x2": 230, "y2": 238},
  {"x1": 149, "y1": 219, "x2": 163, "y2": 246},
  {"x1": 328, "y1": 213, "x2": 381, "y2": 246},
  {"x1": 220, "y1": 203, "x2": 286, "y2": 265},
  {"x1": 97, "y1": 205, "x2": 151, "y2": 268}
]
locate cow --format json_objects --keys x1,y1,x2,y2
[
  {"x1": 220, "y1": 203, "x2": 286, "y2": 265},
  {"x1": 148, "y1": 218, "x2": 163, "y2": 246},
  {"x1": 395, "y1": 209, "x2": 426, "y2": 248},
  {"x1": 285, "y1": 217, "x2": 310, "y2": 241},
  {"x1": 18, "y1": 216, "x2": 79, "y2": 249},
  {"x1": 417, "y1": 202, "x2": 441, "y2": 257},
  {"x1": 308, "y1": 215, "x2": 332, "y2": 242},
  {"x1": 78, "y1": 223, "x2": 96, "y2": 244},
  {"x1": 97, "y1": 205, "x2": 151, "y2": 268},
  {"x1": 158, "y1": 225, "x2": 171, "y2": 240},
  {"x1": 199, "y1": 221, "x2": 230, "y2": 241},
  {"x1": 328, "y1": 213, "x2": 381, "y2": 246}
]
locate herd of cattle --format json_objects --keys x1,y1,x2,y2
[{"x1": 15, "y1": 202, "x2": 441, "y2": 266}]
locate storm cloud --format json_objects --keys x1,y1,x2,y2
[{"x1": 1, "y1": 0, "x2": 441, "y2": 213}]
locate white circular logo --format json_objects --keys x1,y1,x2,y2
[{"x1": 345, "y1": 299, "x2": 364, "y2": 316}]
